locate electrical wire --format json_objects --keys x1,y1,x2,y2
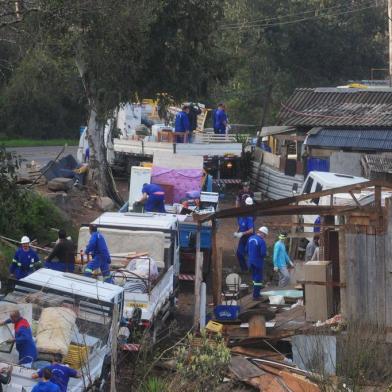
[
  {"x1": 220, "y1": 1, "x2": 383, "y2": 31},
  {"x1": 222, "y1": 0, "x2": 371, "y2": 27}
]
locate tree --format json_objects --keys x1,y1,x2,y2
[
  {"x1": 10, "y1": 0, "x2": 228, "y2": 202},
  {"x1": 218, "y1": 0, "x2": 388, "y2": 125}
]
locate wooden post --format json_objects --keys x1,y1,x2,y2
[
  {"x1": 338, "y1": 228, "x2": 347, "y2": 320},
  {"x1": 193, "y1": 223, "x2": 203, "y2": 329},
  {"x1": 211, "y1": 219, "x2": 222, "y2": 306},
  {"x1": 248, "y1": 315, "x2": 266, "y2": 337}
]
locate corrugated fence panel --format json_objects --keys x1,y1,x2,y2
[{"x1": 250, "y1": 162, "x2": 304, "y2": 200}]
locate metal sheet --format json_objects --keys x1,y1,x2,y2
[
  {"x1": 278, "y1": 87, "x2": 392, "y2": 127},
  {"x1": 306, "y1": 129, "x2": 392, "y2": 151}
]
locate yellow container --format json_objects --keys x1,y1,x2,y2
[
  {"x1": 205, "y1": 320, "x2": 223, "y2": 333},
  {"x1": 64, "y1": 344, "x2": 89, "y2": 369}
]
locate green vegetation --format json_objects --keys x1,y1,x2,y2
[
  {"x1": 0, "y1": 146, "x2": 74, "y2": 279},
  {"x1": 170, "y1": 330, "x2": 231, "y2": 392},
  {"x1": 0, "y1": 139, "x2": 78, "y2": 148}
]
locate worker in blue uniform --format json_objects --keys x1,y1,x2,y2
[
  {"x1": 234, "y1": 197, "x2": 255, "y2": 272},
  {"x1": 0, "y1": 310, "x2": 37, "y2": 367},
  {"x1": 314, "y1": 216, "x2": 321, "y2": 233},
  {"x1": 260, "y1": 137, "x2": 272, "y2": 152},
  {"x1": 32, "y1": 369, "x2": 60, "y2": 392},
  {"x1": 174, "y1": 104, "x2": 190, "y2": 143},
  {"x1": 139, "y1": 183, "x2": 166, "y2": 213},
  {"x1": 214, "y1": 102, "x2": 228, "y2": 135},
  {"x1": 32, "y1": 353, "x2": 81, "y2": 392},
  {"x1": 273, "y1": 233, "x2": 294, "y2": 288},
  {"x1": 10, "y1": 236, "x2": 41, "y2": 280},
  {"x1": 84, "y1": 225, "x2": 113, "y2": 283},
  {"x1": 247, "y1": 226, "x2": 268, "y2": 299}
]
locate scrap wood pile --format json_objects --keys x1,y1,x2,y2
[
  {"x1": 158, "y1": 289, "x2": 335, "y2": 391},
  {"x1": 209, "y1": 290, "x2": 320, "y2": 390},
  {"x1": 228, "y1": 353, "x2": 320, "y2": 391}
]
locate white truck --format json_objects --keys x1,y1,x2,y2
[
  {"x1": 0, "y1": 268, "x2": 124, "y2": 392},
  {"x1": 295, "y1": 171, "x2": 392, "y2": 233},
  {"x1": 77, "y1": 102, "x2": 245, "y2": 178},
  {"x1": 77, "y1": 212, "x2": 179, "y2": 343}
]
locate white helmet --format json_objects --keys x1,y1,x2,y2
[
  {"x1": 21, "y1": 236, "x2": 30, "y2": 244},
  {"x1": 258, "y1": 226, "x2": 269, "y2": 235},
  {"x1": 245, "y1": 197, "x2": 254, "y2": 206}
]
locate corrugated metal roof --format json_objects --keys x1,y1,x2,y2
[
  {"x1": 278, "y1": 88, "x2": 392, "y2": 127},
  {"x1": 305, "y1": 128, "x2": 392, "y2": 151},
  {"x1": 260, "y1": 126, "x2": 295, "y2": 137}
]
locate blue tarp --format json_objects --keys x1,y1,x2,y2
[{"x1": 40, "y1": 154, "x2": 79, "y2": 181}]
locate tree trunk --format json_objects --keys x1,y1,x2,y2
[
  {"x1": 75, "y1": 55, "x2": 123, "y2": 206},
  {"x1": 87, "y1": 108, "x2": 123, "y2": 206}
]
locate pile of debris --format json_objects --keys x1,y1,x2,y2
[
  {"x1": 206, "y1": 289, "x2": 320, "y2": 390},
  {"x1": 17, "y1": 161, "x2": 46, "y2": 185}
]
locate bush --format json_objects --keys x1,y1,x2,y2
[
  {"x1": 170, "y1": 330, "x2": 231, "y2": 392},
  {"x1": 0, "y1": 146, "x2": 74, "y2": 254}
]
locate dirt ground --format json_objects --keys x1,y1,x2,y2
[{"x1": 37, "y1": 179, "x2": 292, "y2": 328}]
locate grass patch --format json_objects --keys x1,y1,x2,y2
[{"x1": 0, "y1": 138, "x2": 79, "y2": 147}]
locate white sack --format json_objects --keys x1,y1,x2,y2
[{"x1": 36, "y1": 307, "x2": 76, "y2": 356}]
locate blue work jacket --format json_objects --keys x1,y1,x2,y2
[
  {"x1": 175, "y1": 111, "x2": 190, "y2": 132},
  {"x1": 214, "y1": 109, "x2": 227, "y2": 132},
  {"x1": 85, "y1": 232, "x2": 111, "y2": 263},
  {"x1": 237, "y1": 216, "x2": 254, "y2": 234},
  {"x1": 247, "y1": 234, "x2": 267, "y2": 268},
  {"x1": 6, "y1": 317, "x2": 37, "y2": 364},
  {"x1": 142, "y1": 183, "x2": 163, "y2": 196},
  {"x1": 10, "y1": 247, "x2": 40, "y2": 280},
  {"x1": 38, "y1": 364, "x2": 78, "y2": 392},
  {"x1": 32, "y1": 381, "x2": 60, "y2": 392}
]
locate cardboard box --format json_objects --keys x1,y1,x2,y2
[{"x1": 304, "y1": 260, "x2": 333, "y2": 322}]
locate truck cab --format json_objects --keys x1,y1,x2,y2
[
  {"x1": 0, "y1": 269, "x2": 123, "y2": 392},
  {"x1": 300, "y1": 171, "x2": 368, "y2": 205},
  {"x1": 298, "y1": 172, "x2": 368, "y2": 234},
  {"x1": 77, "y1": 212, "x2": 179, "y2": 340}
]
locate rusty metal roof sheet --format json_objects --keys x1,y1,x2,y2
[{"x1": 278, "y1": 88, "x2": 392, "y2": 127}]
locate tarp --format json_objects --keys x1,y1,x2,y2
[
  {"x1": 40, "y1": 154, "x2": 79, "y2": 181},
  {"x1": 151, "y1": 166, "x2": 203, "y2": 203}
]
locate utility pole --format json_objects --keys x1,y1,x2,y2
[{"x1": 389, "y1": 0, "x2": 392, "y2": 84}]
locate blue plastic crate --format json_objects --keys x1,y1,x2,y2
[{"x1": 214, "y1": 305, "x2": 240, "y2": 321}]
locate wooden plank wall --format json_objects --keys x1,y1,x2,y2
[{"x1": 345, "y1": 200, "x2": 392, "y2": 326}]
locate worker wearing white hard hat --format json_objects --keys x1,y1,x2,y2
[
  {"x1": 247, "y1": 226, "x2": 269, "y2": 299},
  {"x1": 20, "y1": 236, "x2": 30, "y2": 244},
  {"x1": 9, "y1": 236, "x2": 41, "y2": 280},
  {"x1": 234, "y1": 197, "x2": 255, "y2": 272}
]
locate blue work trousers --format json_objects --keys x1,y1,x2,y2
[
  {"x1": 236, "y1": 236, "x2": 249, "y2": 272},
  {"x1": 250, "y1": 264, "x2": 263, "y2": 299},
  {"x1": 145, "y1": 194, "x2": 165, "y2": 213},
  {"x1": 84, "y1": 257, "x2": 113, "y2": 283},
  {"x1": 45, "y1": 261, "x2": 74, "y2": 273}
]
